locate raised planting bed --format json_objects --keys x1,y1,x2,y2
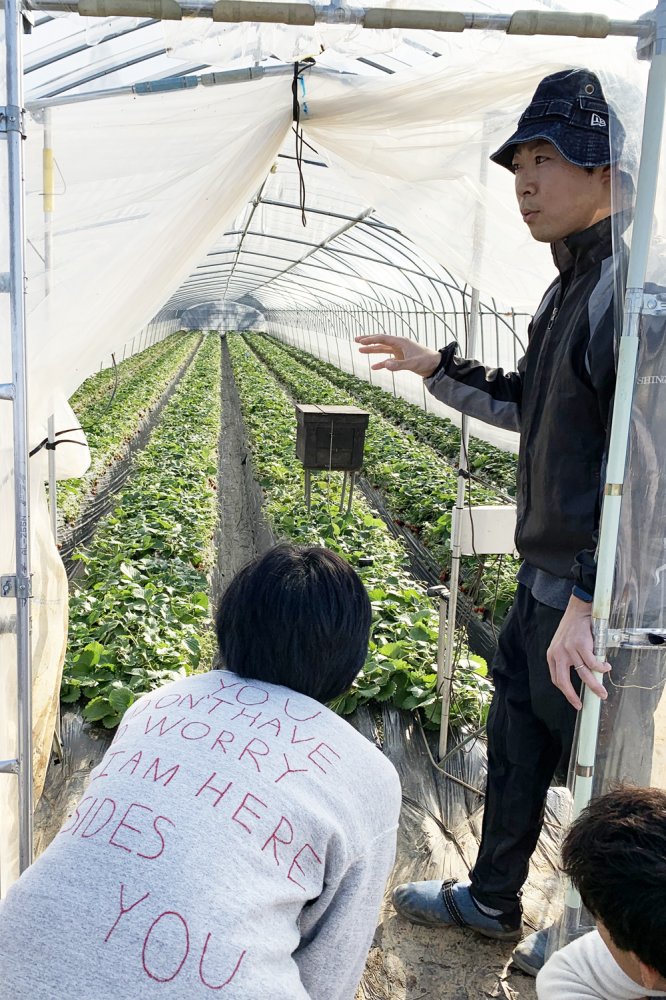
[
  {"x1": 227, "y1": 333, "x2": 492, "y2": 731},
  {"x1": 61, "y1": 334, "x2": 221, "y2": 728},
  {"x1": 58, "y1": 332, "x2": 200, "y2": 531},
  {"x1": 244, "y1": 333, "x2": 518, "y2": 623}
]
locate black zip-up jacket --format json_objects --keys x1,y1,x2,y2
[{"x1": 425, "y1": 216, "x2": 619, "y2": 597}]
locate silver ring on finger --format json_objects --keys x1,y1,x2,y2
[{"x1": 574, "y1": 664, "x2": 586, "y2": 673}]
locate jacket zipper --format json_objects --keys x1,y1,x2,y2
[{"x1": 546, "y1": 304, "x2": 559, "y2": 332}]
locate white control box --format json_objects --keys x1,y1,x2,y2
[{"x1": 457, "y1": 504, "x2": 517, "y2": 556}]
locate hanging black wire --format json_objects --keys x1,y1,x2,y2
[{"x1": 292, "y1": 58, "x2": 316, "y2": 227}]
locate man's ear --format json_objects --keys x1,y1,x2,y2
[
  {"x1": 635, "y1": 957, "x2": 666, "y2": 992},
  {"x1": 599, "y1": 164, "x2": 612, "y2": 186}
]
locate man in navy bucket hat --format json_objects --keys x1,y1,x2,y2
[
  {"x1": 356, "y1": 67, "x2": 629, "y2": 977},
  {"x1": 491, "y1": 68, "x2": 624, "y2": 172}
]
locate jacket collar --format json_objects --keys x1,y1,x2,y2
[{"x1": 550, "y1": 215, "x2": 614, "y2": 275}]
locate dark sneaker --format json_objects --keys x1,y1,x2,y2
[
  {"x1": 392, "y1": 878, "x2": 523, "y2": 941},
  {"x1": 511, "y1": 926, "x2": 550, "y2": 976}
]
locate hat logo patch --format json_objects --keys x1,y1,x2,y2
[{"x1": 590, "y1": 112, "x2": 606, "y2": 127}]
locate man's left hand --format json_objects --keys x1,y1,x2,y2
[{"x1": 547, "y1": 595, "x2": 611, "y2": 710}]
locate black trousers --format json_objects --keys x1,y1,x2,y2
[{"x1": 469, "y1": 584, "x2": 579, "y2": 912}]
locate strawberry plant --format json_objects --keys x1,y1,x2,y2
[
  {"x1": 58, "y1": 332, "x2": 200, "y2": 528},
  {"x1": 263, "y1": 336, "x2": 517, "y2": 496},
  {"x1": 244, "y1": 333, "x2": 519, "y2": 623},
  {"x1": 227, "y1": 334, "x2": 492, "y2": 730},
  {"x1": 61, "y1": 335, "x2": 221, "y2": 727}
]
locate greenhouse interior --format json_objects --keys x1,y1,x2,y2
[{"x1": 1, "y1": 0, "x2": 666, "y2": 996}]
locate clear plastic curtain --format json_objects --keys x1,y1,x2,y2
[
  {"x1": 593, "y1": 68, "x2": 666, "y2": 800},
  {"x1": 301, "y1": 33, "x2": 647, "y2": 310},
  {"x1": 19, "y1": 77, "x2": 292, "y2": 432},
  {"x1": 545, "y1": 54, "x2": 665, "y2": 951}
]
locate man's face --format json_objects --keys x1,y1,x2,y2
[{"x1": 511, "y1": 140, "x2": 611, "y2": 243}]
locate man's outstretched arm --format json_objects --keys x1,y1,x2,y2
[{"x1": 356, "y1": 335, "x2": 524, "y2": 432}]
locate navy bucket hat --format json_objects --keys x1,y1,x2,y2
[{"x1": 490, "y1": 68, "x2": 624, "y2": 172}]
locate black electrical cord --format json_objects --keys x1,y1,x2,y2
[{"x1": 291, "y1": 58, "x2": 316, "y2": 227}]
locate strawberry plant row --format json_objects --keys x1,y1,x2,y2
[
  {"x1": 227, "y1": 333, "x2": 492, "y2": 730},
  {"x1": 262, "y1": 335, "x2": 518, "y2": 497},
  {"x1": 244, "y1": 333, "x2": 518, "y2": 621},
  {"x1": 68, "y1": 333, "x2": 185, "y2": 415},
  {"x1": 61, "y1": 334, "x2": 221, "y2": 728},
  {"x1": 59, "y1": 332, "x2": 200, "y2": 529}
]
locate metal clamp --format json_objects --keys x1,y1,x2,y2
[
  {"x1": 607, "y1": 627, "x2": 666, "y2": 649},
  {"x1": 0, "y1": 105, "x2": 26, "y2": 137},
  {"x1": 0, "y1": 383, "x2": 16, "y2": 401},
  {"x1": 1, "y1": 575, "x2": 33, "y2": 599},
  {"x1": 314, "y1": 1, "x2": 363, "y2": 23},
  {"x1": 643, "y1": 291, "x2": 666, "y2": 316},
  {"x1": 0, "y1": 759, "x2": 19, "y2": 775}
]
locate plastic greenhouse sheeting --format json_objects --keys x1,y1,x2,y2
[
  {"x1": 11, "y1": 34, "x2": 648, "y2": 436},
  {"x1": 590, "y1": 112, "x2": 666, "y2": 802},
  {"x1": 0, "y1": 0, "x2": 661, "y2": 891}
]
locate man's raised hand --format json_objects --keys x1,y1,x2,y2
[{"x1": 355, "y1": 335, "x2": 441, "y2": 377}]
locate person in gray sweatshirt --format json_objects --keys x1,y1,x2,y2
[{"x1": 0, "y1": 544, "x2": 401, "y2": 1000}]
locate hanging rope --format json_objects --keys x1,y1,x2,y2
[{"x1": 292, "y1": 58, "x2": 316, "y2": 227}]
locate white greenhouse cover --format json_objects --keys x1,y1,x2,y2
[{"x1": 0, "y1": 0, "x2": 660, "y2": 889}]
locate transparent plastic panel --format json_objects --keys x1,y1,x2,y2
[
  {"x1": 21, "y1": 75, "x2": 292, "y2": 438},
  {"x1": 595, "y1": 67, "x2": 666, "y2": 797},
  {"x1": 302, "y1": 32, "x2": 648, "y2": 315},
  {"x1": 547, "y1": 44, "x2": 663, "y2": 955}
]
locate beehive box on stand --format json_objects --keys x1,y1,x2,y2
[{"x1": 295, "y1": 404, "x2": 369, "y2": 471}]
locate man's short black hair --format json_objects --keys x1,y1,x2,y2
[
  {"x1": 561, "y1": 786, "x2": 666, "y2": 977},
  {"x1": 215, "y1": 543, "x2": 371, "y2": 704}
]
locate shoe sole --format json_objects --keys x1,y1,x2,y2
[
  {"x1": 510, "y1": 951, "x2": 541, "y2": 977},
  {"x1": 396, "y1": 911, "x2": 523, "y2": 942}
]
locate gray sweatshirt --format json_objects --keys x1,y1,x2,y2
[{"x1": 0, "y1": 670, "x2": 401, "y2": 1000}]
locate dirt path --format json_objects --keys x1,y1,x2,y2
[
  {"x1": 210, "y1": 338, "x2": 274, "y2": 605},
  {"x1": 348, "y1": 707, "x2": 563, "y2": 1000}
]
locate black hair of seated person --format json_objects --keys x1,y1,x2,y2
[
  {"x1": 215, "y1": 543, "x2": 371, "y2": 704},
  {"x1": 561, "y1": 785, "x2": 666, "y2": 977}
]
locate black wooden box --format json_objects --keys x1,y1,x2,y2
[{"x1": 295, "y1": 404, "x2": 369, "y2": 471}]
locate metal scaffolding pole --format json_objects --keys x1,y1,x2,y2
[
  {"x1": 438, "y1": 287, "x2": 479, "y2": 758},
  {"x1": 1, "y1": 0, "x2": 34, "y2": 876},
  {"x1": 43, "y1": 108, "x2": 58, "y2": 544},
  {"x1": 438, "y1": 125, "x2": 489, "y2": 758}
]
